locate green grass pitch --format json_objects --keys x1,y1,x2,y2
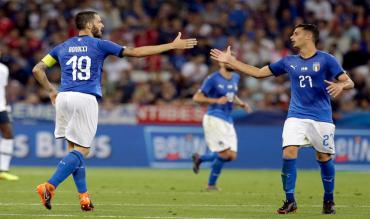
[{"x1": 0, "y1": 167, "x2": 368, "y2": 219}]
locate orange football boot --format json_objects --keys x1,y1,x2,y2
[
  {"x1": 79, "y1": 192, "x2": 94, "y2": 211},
  {"x1": 36, "y1": 183, "x2": 55, "y2": 210}
]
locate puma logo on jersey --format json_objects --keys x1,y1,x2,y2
[
  {"x1": 290, "y1": 65, "x2": 297, "y2": 70},
  {"x1": 218, "y1": 84, "x2": 224, "y2": 89}
]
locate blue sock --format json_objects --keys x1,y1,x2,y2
[
  {"x1": 48, "y1": 150, "x2": 82, "y2": 188},
  {"x1": 208, "y1": 156, "x2": 229, "y2": 186},
  {"x1": 200, "y1": 152, "x2": 217, "y2": 163},
  {"x1": 281, "y1": 158, "x2": 297, "y2": 202},
  {"x1": 318, "y1": 159, "x2": 335, "y2": 202},
  {"x1": 72, "y1": 152, "x2": 87, "y2": 193}
]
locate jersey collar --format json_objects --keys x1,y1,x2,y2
[{"x1": 299, "y1": 51, "x2": 318, "y2": 60}]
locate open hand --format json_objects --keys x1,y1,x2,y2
[
  {"x1": 243, "y1": 102, "x2": 253, "y2": 113},
  {"x1": 210, "y1": 46, "x2": 234, "y2": 63},
  {"x1": 324, "y1": 80, "x2": 343, "y2": 98},
  {"x1": 172, "y1": 32, "x2": 197, "y2": 49}
]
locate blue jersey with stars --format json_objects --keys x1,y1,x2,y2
[
  {"x1": 200, "y1": 71, "x2": 240, "y2": 123},
  {"x1": 269, "y1": 51, "x2": 344, "y2": 123},
  {"x1": 43, "y1": 35, "x2": 124, "y2": 97}
]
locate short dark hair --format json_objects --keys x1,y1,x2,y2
[
  {"x1": 75, "y1": 11, "x2": 98, "y2": 30},
  {"x1": 294, "y1": 23, "x2": 319, "y2": 44}
]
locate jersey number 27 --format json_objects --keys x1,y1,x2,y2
[
  {"x1": 66, "y1": 55, "x2": 91, "y2": 81},
  {"x1": 299, "y1": 75, "x2": 312, "y2": 88}
]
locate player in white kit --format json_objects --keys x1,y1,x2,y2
[{"x1": 0, "y1": 59, "x2": 18, "y2": 181}]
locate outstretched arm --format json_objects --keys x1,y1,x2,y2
[
  {"x1": 210, "y1": 46, "x2": 272, "y2": 78},
  {"x1": 234, "y1": 96, "x2": 253, "y2": 113},
  {"x1": 32, "y1": 62, "x2": 58, "y2": 105},
  {"x1": 324, "y1": 72, "x2": 354, "y2": 98},
  {"x1": 193, "y1": 90, "x2": 228, "y2": 105},
  {"x1": 123, "y1": 32, "x2": 197, "y2": 57}
]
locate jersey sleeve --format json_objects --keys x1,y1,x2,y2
[
  {"x1": 0, "y1": 64, "x2": 9, "y2": 86},
  {"x1": 41, "y1": 46, "x2": 59, "y2": 67},
  {"x1": 326, "y1": 54, "x2": 345, "y2": 79},
  {"x1": 97, "y1": 40, "x2": 124, "y2": 58},
  {"x1": 268, "y1": 58, "x2": 286, "y2": 76},
  {"x1": 200, "y1": 75, "x2": 214, "y2": 96}
]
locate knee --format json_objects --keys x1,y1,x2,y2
[
  {"x1": 219, "y1": 150, "x2": 237, "y2": 161},
  {"x1": 1, "y1": 129, "x2": 13, "y2": 139},
  {"x1": 75, "y1": 147, "x2": 90, "y2": 157},
  {"x1": 316, "y1": 152, "x2": 331, "y2": 162},
  {"x1": 283, "y1": 146, "x2": 298, "y2": 159},
  {"x1": 81, "y1": 149, "x2": 90, "y2": 157},
  {"x1": 229, "y1": 152, "x2": 237, "y2": 161}
]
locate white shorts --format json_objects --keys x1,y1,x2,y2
[
  {"x1": 203, "y1": 114, "x2": 237, "y2": 152},
  {"x1": 54, "y1": 92, "x2": 98, "y2": 148},
  {"x1": 282, "y1": 117, "x2": 336, "y2": 154}
]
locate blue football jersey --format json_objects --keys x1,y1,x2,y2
[
  {"x1": 269, "y1": 51, "x2": 344, "y2": 123},
  {"x1": 200, "y1": 71, "x2": 240, "y2": 123},
  {"x1": 42, "y1": 35, "x2": 124, "y2": 97}
]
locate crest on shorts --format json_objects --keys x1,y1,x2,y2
[
  {"x1": 218, "y1": 141, "x2": 224, "y2": 146},
  {"x1": 312, "y1": 62, "x2": 320, "y2": 72}
]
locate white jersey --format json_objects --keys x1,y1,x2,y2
[{"x1": 0, "y1": 63, "x2": 9, "y2": 112}]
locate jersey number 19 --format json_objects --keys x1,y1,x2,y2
[{"x1": 66, "y1": 55, "x2": 91, "y2": 81}]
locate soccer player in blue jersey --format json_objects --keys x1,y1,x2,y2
[
  {"x1": 210, "y1": 24, "x2": 354, "y2": 214},
  {"x1": 192, "y1": 59, "x2": 252, "y2": 191},
  {"x1": 32, "y1": 11, "x2": 197, "y2": 211}
]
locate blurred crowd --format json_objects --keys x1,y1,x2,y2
[{"x1": 0, "y1": 0, "x2": 369, "y2": 115}]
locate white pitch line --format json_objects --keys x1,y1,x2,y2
[
  {"x1": 0, "y1": 203, "x2": 271, "y2": 207},
  {"x1": 0, "y1": 203, "x2": 370, "y2": 208},
  {"x1": 0, "y1": 213, "x2": 253, "y2": 219},
  {"x1": 1, "y1": 190, "x2": 365, "y2": 198},
  {"x1": 0, "y1": 190, "x2": 284, "y2": 197}
]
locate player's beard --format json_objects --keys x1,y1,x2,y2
[
  {"x1": 225, "y1": 67, "x2": 234, "y2": 72},
  {"x1": 225, "y1": 64, "x2": 234, "y2": 72},
  {"x1": 92, "y1": 25, "x2": 102, "y2": 38}
]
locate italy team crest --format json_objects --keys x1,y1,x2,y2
[{"x1": 313, "y1": 62, "x2": 320, "y2": 72}]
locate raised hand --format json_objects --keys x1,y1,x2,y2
[
  {"x1": 210, "y1": 46, "x2": 234, "y2": 63},
  {"x1": 172, "y1": 32, "x2": 197, "y2": 49},
  {"x1": 324, "y1": 80, "x2": 343, "y2": 98}
]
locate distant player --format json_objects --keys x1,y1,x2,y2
[
  {"x1": 32, "y1": 11, "x2": 197, "y2": 211},
  {"x1": 192, "y1": 59, "x2": 252, "y2": 191},
  {"x1": 211, "y1": 24, "x2": 354, "y2": 214},
  {"x1": 0, "y1": 59, "x2": 18, "y2": 181}
]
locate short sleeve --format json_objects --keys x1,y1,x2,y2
[
  {"x1": 49, "y1": 46, "x2": 59, "y2": 59},
  {"x1": 0, "y1": 64, "x2": 9, "y2": 86},
  {"x1": 326, "y1": 54, "x2": 344, "y2": 79},
  {"x1": 97, "y1": 40, "x2": 124, "y2": 57},
  {"x1": 41, "y1": 46, "x2": 59, "y2": 67},
  {"x1": 200, "y1": 75, "x2": 214, "y2": 95},
  {"x1": 268, "y1": 58, "x2": 286, "y2": 76}
]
